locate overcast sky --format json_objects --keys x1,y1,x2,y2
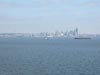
[{"x1": 0, "y1": 0, "x2": 100, "y2": 34}]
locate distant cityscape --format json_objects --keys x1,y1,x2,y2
[{"x1": 0, "y1": 28, "x2": 99, "y2": 38}]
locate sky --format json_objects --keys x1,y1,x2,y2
[{"x1": 0, "y1": 0, "x2": 100, "y2": 34}]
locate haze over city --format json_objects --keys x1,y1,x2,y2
[{"x1": 0, "y1": 0, "x2": 100, "y2": 34}]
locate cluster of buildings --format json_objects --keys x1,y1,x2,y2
[
  {"x1": 0, "y1": 28, "x2": 97, "y2": 38},
  {"x1": 34, "y1": 28, "x2": 78, "y2": 38},
  {"x1": 0, "y1": 28, "x2": 78, "y2": 38}
]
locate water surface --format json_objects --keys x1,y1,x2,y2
[{"x1": 0, "y1": 37, "x2": 100, "y2": 75}]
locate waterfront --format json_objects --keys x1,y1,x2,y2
[{"x1": 0, "y1": 38, "x2": 100, "y2": 75}]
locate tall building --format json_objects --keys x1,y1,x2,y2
[{"x1": 74, "y1": 28, "x2": 78, "y2": 36}]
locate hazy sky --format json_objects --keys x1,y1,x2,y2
[{"x1": 0, "y1": 0, "x2": 100, "y2": 34}]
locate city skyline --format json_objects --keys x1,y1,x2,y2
[
  {"x1": 0, "y1": 28, "x2": 97, "y2": 38},
  {"x1": 0, "y1": 0, "x2": 100, "y2": 34}
]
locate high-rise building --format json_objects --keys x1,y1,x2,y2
[{"x1": 74, "y1": 28, "x2": 78, "y2": 36}]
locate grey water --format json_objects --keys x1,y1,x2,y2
[{"x1": 0, "y1": 37, "x2": 100, "y2": 75}]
